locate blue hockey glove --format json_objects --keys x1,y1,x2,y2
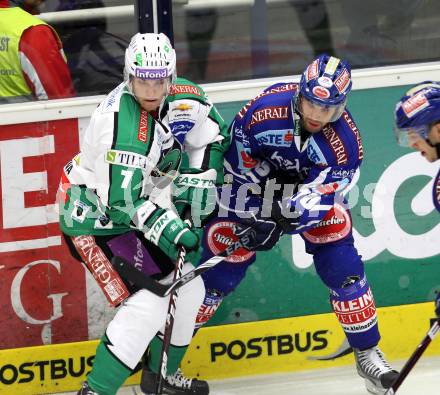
[
  {"x1": 270, "y1": 197, "x2": 301, "y2": 233},
  {"x1": 233, "y1": 213, "x2": 283, "y2": 251}
]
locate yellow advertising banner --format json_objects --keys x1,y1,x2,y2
[
  {"x1": 0, "y1": 302, "x2": 438, "y2": 394},
  {"x1": 0, "y1": 341, "x2": 140, "y2": 395},
  {"x1": 182, "y1": 301, "x2": 440, "y2": 379}
]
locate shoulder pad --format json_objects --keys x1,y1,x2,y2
[
  {"x1": 237, "y1": 83, "x2": 298, "y2": 121},
  {"x1": 168, "y1": 77, "x2": 207, "y2": 103},
  {"x1": 99, "y1": 83, "x2": 126, "y2": 113},
  {"x1": 339, "y1": 111, "x2": 364, "y2": 161},
  {"x1": 167, "y1": 98, "x2": 210, "y2": 144},
  {"x1": 264, "y1": 82, "x2": 298, "y2": 94},
  {"x1": 155, "y1": 120, "x2": 173, "y2": 149}
]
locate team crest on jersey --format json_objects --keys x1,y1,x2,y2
[
  {"x1": 302, "y1": 204, "x2": 351, "y2": 244},
  {"x1": 207, "y1": 221, "x2": 255, "y2": 263},
  {"x1": 402, "y1": 91, "x2": 430, "y2": 118}
]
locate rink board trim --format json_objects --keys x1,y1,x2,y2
[
  {"x1": 1, "y1": 61, "x2": 440, "y2": 125},
  {"x1": 0, "y1": 302, "x2": 438, "y2": 393}
]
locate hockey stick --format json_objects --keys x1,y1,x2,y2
[
  {"x1": 112, "y1": 233, "x2": 253, "y2": 297},
  {"x1": 156, "y1": 242, "x2": 187, "y2": 395},
  {"x1": 156, "y1": 206, "x2": 193, "y2": 395},
  {"x1": 384, "y1": 318, "x2": 440, "y2": 395}
]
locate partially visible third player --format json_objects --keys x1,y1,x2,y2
[{"x1": 394, "y1": 81, "x2": 440, "y2": 316}]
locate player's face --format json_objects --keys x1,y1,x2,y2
[
  {"x1": 132, "y1": 77, "x2": 169, "y2": 112},
  {"x1": 299, "y1": 97, "x2": 337, "y2": 133},
  {"x1": 428, "y1": 122, "x2": 440, "y2": 146},
  {"x1": 408, "y1": 132, "x2": 438, "y2": 162}
]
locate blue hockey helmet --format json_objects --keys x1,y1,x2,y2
[
  {"x1": 394, "y1": 81, "x2": 440, "y2": 146},
  {"x1": 299, "y1": 54, "x2": 352, "y2": 122}
]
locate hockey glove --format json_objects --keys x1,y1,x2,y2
[
  {"x1": 173, "y1": 169, "x2": 217, "y2": 227},
  {"x1": 143, "y1": 207, "x2": 199, "y2": 260},
  {"x1": 270, "y1": 197, "x2": 301, "y2": 233},
  {"x1": 233, "y1": 213, "x2": 283, "y2": 251},
  {"x1": 435, "y1": 291, "x2": 440, "y2": 318}
]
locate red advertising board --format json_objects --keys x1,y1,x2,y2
[{"x1": 0, "y1": 119, "x2": 88, "y2": 349}]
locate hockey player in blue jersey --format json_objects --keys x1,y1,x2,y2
[
  {"x1": 394, "y1": 82, "x2": 440, "y2": 317},
  {"x1": 184, "y1": 54, "x2": 399, "y2": 395},
  {"x1": 394, "y1": 81, "x2": 440, "y2": 212}
]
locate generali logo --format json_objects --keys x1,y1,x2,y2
[
  {"x1": 138, "y1": 110, "x2": 149, "y2": 143},
  {"x1": 248, "y1": 106, "x2": 289, "y2": 127}
]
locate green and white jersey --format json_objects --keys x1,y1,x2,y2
[
  {"x1": 159, "y1": 77, "x2": 230, "y2": 184},
  {"x1": 59, "y1": 84, "x2": 182, "y2": 236}
]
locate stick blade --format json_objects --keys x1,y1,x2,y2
[{"x1": 111, "y1": 256, "x2": 169, "y2": 297}]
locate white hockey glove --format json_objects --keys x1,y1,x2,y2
[
  {"x1": 172, "y1": 169, "x2": 217, "y2": 226},
  {"x1": 135, "y1": 202, "x2": 199, "y2": 260}
]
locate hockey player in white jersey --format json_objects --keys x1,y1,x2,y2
[{"x1": 58, "y1": 33, "x2": 228, "y2": 395}]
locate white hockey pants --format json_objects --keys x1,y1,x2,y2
[{"x1": 105, "y1": 262, "x2": 205, "y2": 369}]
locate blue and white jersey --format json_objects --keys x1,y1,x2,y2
[{"x1": 224, "y1": 82, "x2": 364, "y2": 232}]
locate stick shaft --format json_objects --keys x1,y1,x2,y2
[{"x1": 385, "y1": 319, "x2": 440, "y2": 395}]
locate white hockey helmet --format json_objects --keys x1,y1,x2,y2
[{"x1": 124, "y1": 33, "x2": 176, "y2": 82}]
